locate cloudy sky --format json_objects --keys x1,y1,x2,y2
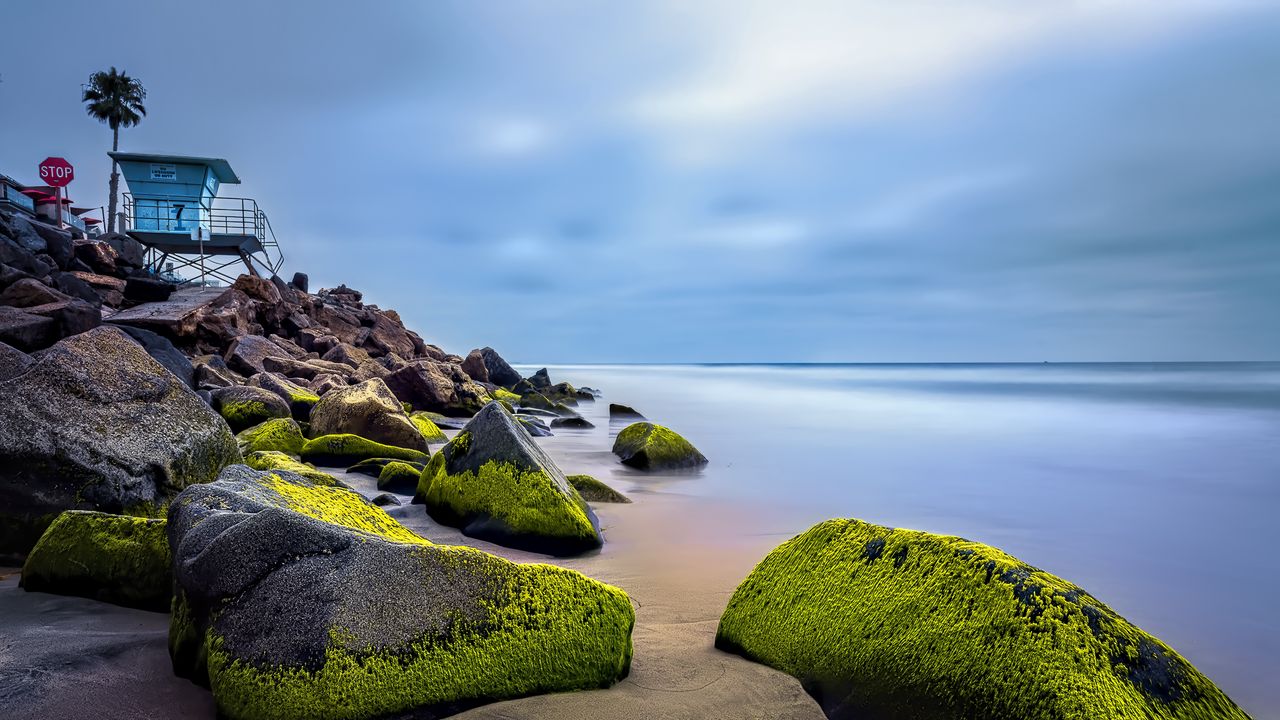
[{"x1": 1, "y1": 1, "x2": 1277, "y2": 362}]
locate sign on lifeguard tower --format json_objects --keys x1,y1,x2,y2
[{"x1": 111, "y1": 152, "x2": 283, "y2": 285}]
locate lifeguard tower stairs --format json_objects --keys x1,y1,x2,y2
[{"x1": 111, "y1": 152, "x2": 284, "y2": 285}]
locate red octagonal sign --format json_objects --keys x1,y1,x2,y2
[{"x1": 39, "y1": 157, "x2": 74, "y2": 187}]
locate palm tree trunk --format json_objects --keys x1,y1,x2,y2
[{"x1": 107, "y1": 126, "x2": 120, "y2": 234}]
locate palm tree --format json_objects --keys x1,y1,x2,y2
[{"x1": 82, "y1": 67, "x2": 146, "y2": 234}]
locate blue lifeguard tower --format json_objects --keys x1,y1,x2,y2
[{"x1": 111, "y1": 152, "x2": 284, "y2": 284}]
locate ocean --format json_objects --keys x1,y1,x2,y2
[{"x1": 516, "y1": 362, "x2": 1280, "y2": 718}]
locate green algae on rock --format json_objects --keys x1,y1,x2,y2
[
  {"x1": 409, "y1": 410, "x2": 448, "y2": 443},
  {"x1": 21, "y1": 510, "x2": 171, "y2": 611},
  {"x1": 423, "y1": 402, "x2": 603, "y2": 556},
  {"x1": 236, "y1": 417, "x2": 306, "y2": 456},
  {"x1": 211, "y1": 385, "x2": 293, "y2": 433},
  {"x1": 301, "y1": 434, "x2": 429, "y2": 467},
  {"x1": 168, "y1": 465, "x2": 633, "y2": 720},
  {"x1": 244, "y1": 450, "x2": 345, "y2": 487},
  {"x1": 248, "y1": 372, "x2": 320, "y2": 421},
  {"x1": 567, "y1": 474, "x2": 631, "y2": 504},
  {"x1": 715, "y1": 518, "x2": 1252, "y2": 720},
  {"x1": 611, "y1": 422, "x2": 708, "y2": 470},
  {"x1": 309, "y1": 378, "x2": 428, "y2": 453},
  {"x1": 377, "y1": 460, "x2": 425, "y2": 494},
  {"x1": 346, "y1": 457, "x2": 426, "y2": 479}
]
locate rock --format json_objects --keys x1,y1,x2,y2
[
  {"x1": 117, "y1": 325, "x2": 196, "y2": 388},
  {"x1": 416, "y1": 410, "x2": 468, "y2": 430},
  {"x1": 383, "y1": 360, "x2": 457, "y2": 411},
  {"x1": 25, "y1": 298, "x2": 101, "y2": 339},
  {"x1": 461, "y1": 348, "x2": 490, "y2": 383},
  {"x1": 520, "y1": 391, "x2": 579, "y2": 416},
  {"x1": 167, "y1": 464, "x2": 633, "y2": 720},
  {"x1": 102, "y1": 232, "x2": 145, "y2": 267},
  {"x1": 3, "y1": 213, "x2": 48, "y2": 253},
  {"x1": 308, "y1": 373, "x2": 348, "y2": 396},
  {"x1": 420, "y1": 402, "x2": 602, "y2": 555},
  {"x1": 309, "y1": 378, "x2": 427, "y2": 452},
  {"x1": 123, "y1": 276, "x2": 176, "y2": 303},
  {"x1": 529, "y1": 367, "x2": 552, "y2": 389},
  {"x1": 262, "y1": 355, "x2": 353, "y2": 380},
  {"x1": 0, "y1": 326, "x2": 240, "y2": 562},
  {"x1": 0, "y1": 305, "x2": 56, "y2": 351},
  {"x1": 516, "y1": 414, "x2": 554, "y2": 437},
  {"x1": 231, "y1": 274, "x2": 282, "y2": 304},
  {"x1": 552, "y1": 416, "x2": 595, "y2": 429},
  {"x1": 377, "y1": 460, "x2": 424, "y2": 493},
  {"x1": 0, "y1": 277, "x2": 69, "y2": 307},
  {"x1": 321, "y1": 341, "x2": 370, "y2": 368},
  {"x1": 347, "y1": 457, "x2": 426, "y2": 479},
  {"x1": 477, "y1": 346, "x2": 522, "y2": 387},
  {"x1": 74, "y1": 241, "x2": 119, "y2": 274},
  {"x1": 224, "y1": 334, "x2": 291, "y2": 376},
  {"x1": 301, "y1": 434, "x2": 429, "y2": 467},
  {"x1": 51, "y1": 270, "x2": 102, "y2": 305},
  {"x1": 289, "y1": 271, "x2": 308, "y2": 293},
  {"x1": 609, "y1": 403, "x2": 645, "y2": 420},
  {"x1": 0, "y1": 340, "x2": 32, "y2": 381},
  {"x1": 409, "y1": 411, "x2": 448, "y2": 443},
  {"x1": 236, "y1": 418, "x2": 306, "y2": 455},
  {"x1": 611, "y1": 422, "x2": 707, "y2": 470},
  {"x1": 269, "y1": 275, "x2": 298, "y2": 304},
  {"x1": 210, "y1": 386, "x2": 292, "y2": 433},
  {"x1": 371, "y1": 492, "x2": 401, "y2": 507},
  {"x1": 267, "y1": 334, "x2": 309, "y2": 359},
  {"x1": 362, "y1": 311, "x2": 418, "y2": 358},
  {"x1": 247, "y1": 372, "x2": 319, "y2": 420},
  {"x1": 69, "y1": 271, "x2": 126, "y2": 306},
  {"x1": 567, "y1": 474, "x2": 631, "y2": 504},
  {"x1": 193, "y1": 354, "x2": 243, "y2": 390},
  {"x1": 715, "y1": 518, "x2": 1250, "y2": 720},
  {"x1": 20, "y1": 510, "x2": 171, "y2": 612},
  {"x1": 243, "y1": 451, "x2": 343, "y2": 487}
]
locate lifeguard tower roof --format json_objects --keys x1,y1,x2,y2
[{"x1": 110, "y1": 151, "x2": 282, "y2": 285}]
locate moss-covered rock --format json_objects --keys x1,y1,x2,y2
[
  {"x1": 21, "y1": 510, "x2": 171, "y2": 611},
  {"x1": 409, "y1": 411, "x2": 447, "y2": 443},
  {"x1": 611, "y1": 422, "x2": 707, "y2": 470},
  {"x1": 248, "y1": 372, "x2": 320, "y2": 421},
  {"x1": 236, "y1": 418, "x2": 306, "y2": 456},
  {"x1": 715, "y1": 518, "x2": 1250, "y2": 720},
  {"x1": 377, "y1": 460, "x2": 425, "y2": 494},
  {"x1": 168, "y1": 465, "x2": 633, "y2": 720},
  {"x1": 309, "y1": 378, "x2": 427, "y2": 452},
  {"x1": 0, "y1": 326, "x2": 241, "y2": 563},
  {"x1": 302, "y1": 434, "x2": 429, "y2": 467},
  {"x1": 346, "y1": 457, "x2": 426, "y2": 479},
  {"x1": 211, "y1": 385, "x2": 292, "y2": 433},
  {"x1": 567, "y1": 474, "x2": 631, "y2": 504},
  {"x1": 244, "y1": 450, "x2": 343, "y2": 487},
  {"x1": 421, "y1": 403, "x2": 603, "y2": 556},
  {"x1": 519, "y1": 391, "x2": 578, "y2": 416}
]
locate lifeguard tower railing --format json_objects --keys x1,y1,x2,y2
[{"x1": 121, "y1": 193, "x2": 284, "y2": 285}]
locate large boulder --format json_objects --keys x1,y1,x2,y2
[
  {"x1": 117, "y1": 324, "x2": 196, "y2": 388},
  {"x1": 211, "y1": 386, "x2": 292, "y2": 433},
  {"x1": 21, "y1": 509, "x2": 171, "y2": 611},
  {"x1": 301, "y1": 434, "x2": 429, "y2": 467},
  {"x1": 243, "y1": 451, "x2": 342, "y2": 487},
  {"x1": 225, "y1": 334, "x2": 291, "y2": 376},
  {"x1": 716, "y1": 519, "x2": 1250, "y2": 720},
  {"x1": 461, "y1": 348, "x2": 490, "y2": 383},
  {"x1": 236, "y1": 418, "x2": 306, "y2": 456},
  {"x1": 247, "y1": 372, "x2": 320, "y2": 420},
  {"x1": 611, "y1": 422, "x2": 708, "y2": 470},
  {"x1": 0, "y1": 326, "x2": 240, "y2": 562},
  {"x1": 567, "y1": 474, "x2": 631, "y2": 504},
  {"x1": 420, "y1": 402, "x2": 603, "y2": 556},
  {"x1": 0, "y1": 340, "x2": 32, "y2": 381},
  {"x1": 383, "y1": 360, "x2": 458, "y2": 411},
  {"x1": 309, "y1": 378, "x2": 427, "y2": 452},
  {"x1": 0, "y1": 305, "x2": 56, "y2": 351},
  {"x1": 477, "y1": 346, "x2": 521, "y2": 387},
  {"x1": 168, "y1": 465, "x2": 633, "y2": 720}
]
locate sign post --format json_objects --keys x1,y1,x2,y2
[{"x1": 38, "y1": 157, "x2": 75, "y2": 230}]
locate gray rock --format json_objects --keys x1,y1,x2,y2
[
  {"x1": 609, "y1": 403, "x2": 645, "y2": 420},
  {"x1": 0, "y1": 278, "x2": 70, "y2": 307},
  {"x1": 461, "y1": 348, "x2": 490, "y2": 383},
  {"x1": 247, "y1": 372, "x2": 318, "y2": 420},
  {"x1": 0, "y1": 306, "x2": 56, "y2": 351},
  {"x1": 210, "y1": 386, "x2": 292, "y2": 433},
  {"x1": 478, "y1": 346, "x2": 521, "y2": 387},
  {"x1": 117, "y1": 325, "x2": 195, "y2": 389},
  {"x1": 123, "y1": 276, "x2": 175, "y2": 304},
  {"x1": 102, "y1": 232, "x2": 146, "y2": 267},
  {"x1": 309, "y1": 377, "x2": 427, "y2": 452},
  {"x1": 0, "y1": 341, "x2": 32, "y2": 381},
  {"x1": 371, "y1": 492, "x2": 401, "y2": 507},
  {"x1": 289, "y1": 271, "x2": 309, "y2": 293},
  {"x1": 0, "y1": 327, "x2": 240, "y2": 562},
  {"x1": 551, "y1": 416, "x2": 595, "y2": 429},
  {"x1": 224, "y1": 335, "x2": 290, "y2": 376}
]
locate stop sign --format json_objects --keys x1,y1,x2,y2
[{"x1": 39, "y1": 157, "x2": 74, "y2": 187}]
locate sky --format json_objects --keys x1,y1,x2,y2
[{"x1": 1, "y1": 0, "x2": 1278, "y2": 362}]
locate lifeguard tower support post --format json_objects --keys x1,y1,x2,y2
[{"x1": 110, "y1": 152, "x2": 283, "y2": 285}]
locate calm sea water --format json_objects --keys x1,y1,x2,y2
[{"x1": 516, "y1": 362, "x2": 1280, "y2": 719}]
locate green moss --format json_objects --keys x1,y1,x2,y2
[
  {"x1": 244, "y1": 451, "x2": 343, "y2": 487},
  {"x1": 567, "y1": 474, "x2": 631, "y2": 504},
  {"x1": 236, "y1": 418, "x2": 306, "y2": 456},
  {"x1": 204, "y1": 545, "x2": 632, "y2": 720},
  {"x1": 491, "y1": 387, "x2": 521, "y2": 404},
  {"x1": 413, "y1": 452, "x2": 445, "y2": 504},
  {"x1": 377, "y1": 461, "x2": 425, "y2": 493},
  {"x1": 301, "y1": 434, "x2": 429, "y2": 467},
  {"x1": 409, "y1": 412, "x2": 447, "y2": 443},
  {"x1": 21, "y1": 510, "x2": 171, "y2": 611},
  {"x1": 257, "y1": 472, "x2": 430, "y2": 546},
  {"x1": 346, "y1": 457, "x2": 425, "y2": 478},
  {"x1": 715, "y1": 518, "x2": 1250, "y2": 720},
  {"x1": 611, "y1": 422, "x2": 708, "y2": 470},
  {"x1": 220, "y1": 399, "x2": 285, "y2": 433}
]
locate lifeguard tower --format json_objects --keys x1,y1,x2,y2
[{"x1": 111, "y1": 152, "x2": 283, "y2": 285}]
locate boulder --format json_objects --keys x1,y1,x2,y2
[
  {"x1": 0, "y1": 326, "x2": 240, "y2": 562},
  {"x1": 231, "y1": 274, "x2": 283, "y2": 304},
  {"x1": 362, "y1": 311, "x2": 417, "y2": 358},
  {"x1": 383, "y1": 360, "x2": 457, "y2": 411},
  {"x1": 309, "y1": 378, "x2": 427, "y2": 452},
  {"x1": 308, "y1": 373, "x2": 348, "y2": 396},
  {"x1": 461, "y1": 348, "x2": 490, "y2": 383},
  {"x1": 167, "y1": 465, "x2": 633, "y2": 720},
  {"x1": 520, "y1": 391, "x2": 578, "y2": 416},
  {"x1": 609, "y1": 403, "x2": 645, "y2": 420},
  {"x1": 268, "y1": 333, "x2": 309, "y2": 359},
  {"x1": 236, "y1": 418, "x2": 306, "y2": 456},
  {"x1": 529, "y1": 367, "x2": 552, "y2": 389},
  {"x1": 0, "y1": 277, "x2": 69, "y2": 307},
  {"x1": 715, "y1": 518, "x2": 1250, "y2": 720},
  {"x1": 73, "y1": 240, "x2": 119, "y2": 274},
  {"x1": 377, "y1": 460, "x2": 424, "y2": 494},
  {"x1": 0, "y1": 305, "x2": 56, "y2": 351},
  {"x1": 262, "y1": 355, "x2": 354, "y2": 380},
  {"x1": 289, "y1": 271, "x2": 309, "y2": 293},
  {"x1": 0, "y1": 340, "x2": 32, "y2": 381},
  {"x1": 612, "y1": 422, "x2": 707, "y2": 470},
  {"x1": 301, "y1": 434, "x2": 429, "y2": 467},
  {"x1": 117, "y1": 324, "x2": 196, "y2": 388},
  {"x1": 27, "y1": 298, "x2": 101, "y2": 337},
  {"x1": 102, "y1": 232, "x2": 146, "y2": 267},
  {"x1": 371, "y1": 492, "x2": 400, "y2": 506},
  {"x1": 567, "y1": 474, "x2": 631, "y2": 504},
  {"x1": 346, "y1": 457, "x2": 426, "y2": 479},
  {"x1": 269, "y1": 275, "x2": 298, "y2": 304},
  {"x1": 225, "y1": 334, "x2": 291, "y2": 376},
  {"x1": 247, "y1": 372, "x2": 319, "y2": 420},
  {"x1": 552, "y1": 416, "x2": 595, "y2": 429},
  {"x1": 21, "y1": 510, "x2": 171, "y2": 611},
  {"x1": 211, "y1": 386, "x2": 292, "y2": 433},
  {"x1": 123, "y1": 276, "x2": 176, "y2": 303},
  {"x1": 69, "y1": 271, "x2": 126, "y2": 306},
  {"x1": 193, "y1": 354, "x2": 243, "y2": 390},
  {"x1": 409, "y1": 411, "x2": 448, "y2": 444},
  {"x1": 420, "y1": 402, "x2": 602, "y2": 555},
  {"x1": 243, "y1": 451, "x2": 342, "y2": 487},
  {"x1": 516, "y1": 414, "x2": 553, "y2": 437},
  {"x1": 52, "y1": 270, "x2": 102, "y2": 305},
  {"x1": 477, "y1": 346, "x2": 522, "y2": 387}
]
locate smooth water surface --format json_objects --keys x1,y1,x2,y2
[{"x1": 517, "y1": 362, "x2": 1280, "y2": 718}]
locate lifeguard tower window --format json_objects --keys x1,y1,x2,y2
[{"x1": 110, "y1": 152, "x2": 284, "y2": 285}]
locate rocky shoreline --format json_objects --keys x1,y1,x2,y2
[{"x1": 0, "y1": 208, "x2": 1255, "y2": 719}]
